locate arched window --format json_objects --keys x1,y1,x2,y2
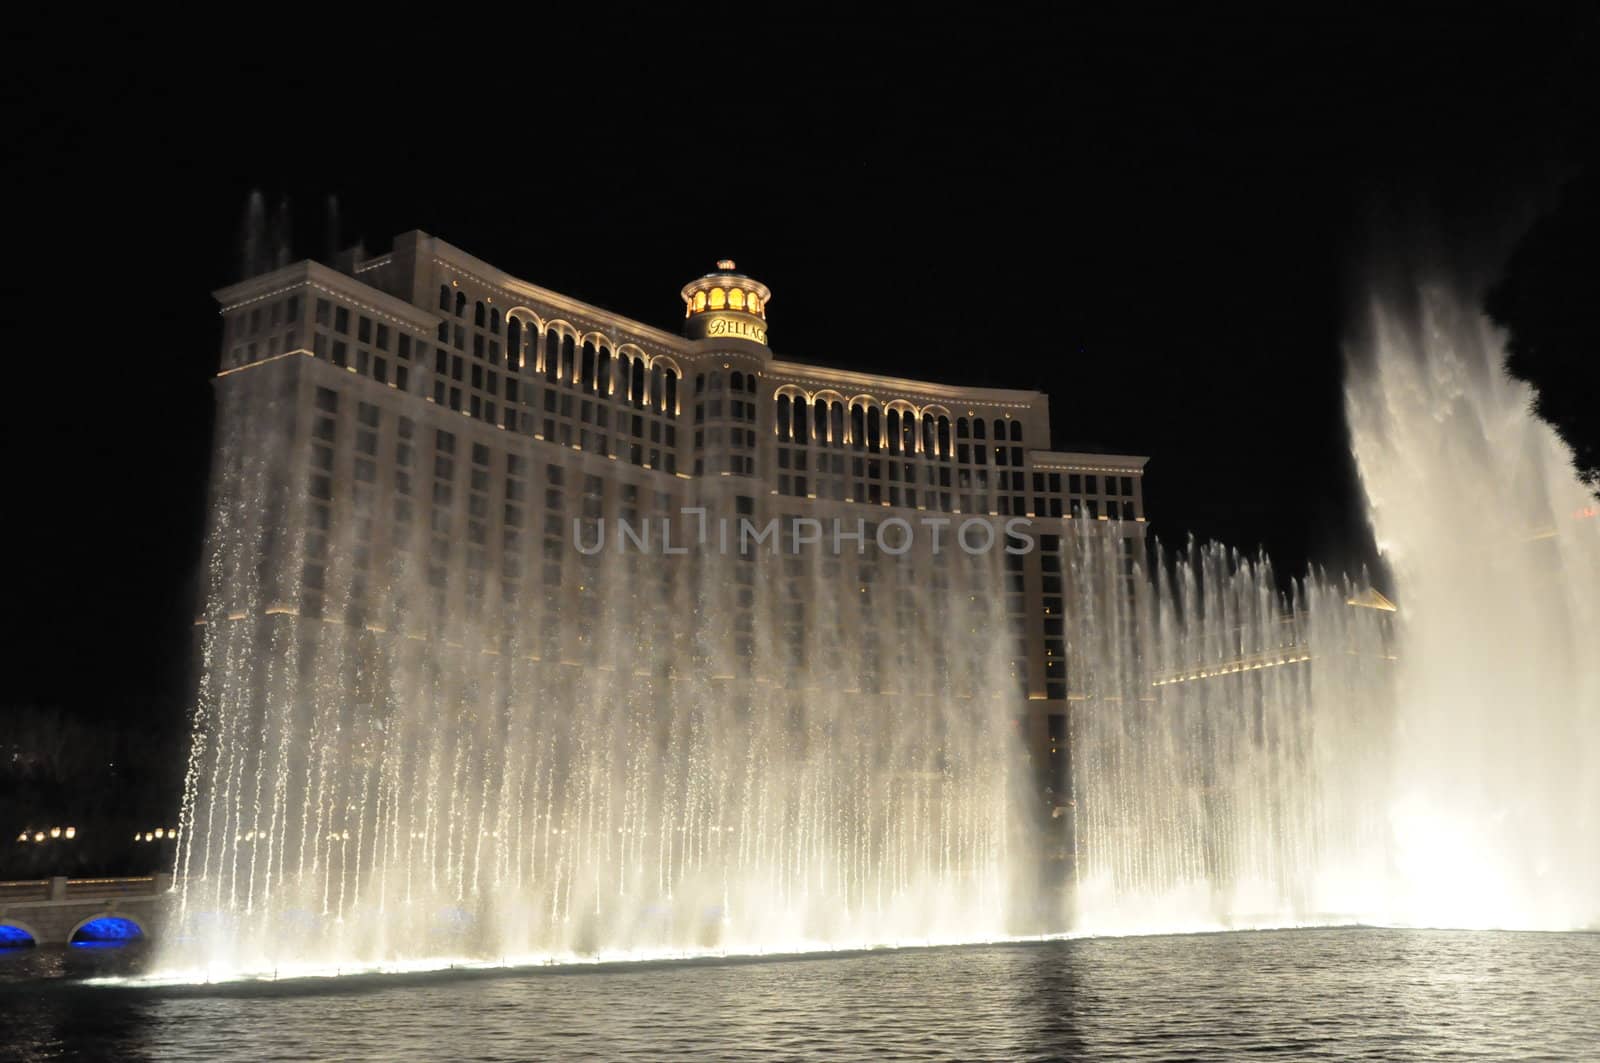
[
  {"x1": 729, "y1": 288, "x2": 746, "y2": 310},
  {"x1": 866, "y1": 406, "x2": 881, "y2": 453},
  {"x1": 709, "y1": 371, "x2": 722, "y2": 393},
  {"x1": 902, "y1": 413, "x2": 917, "y2": 454},
  {"x1": 777, "y1": 395, "x2": 792, "y2": 440},
  {"x1": 438, "y1": 284, "x2": 451, "y2": 311},
  {"x1": 597, "y1": 346, "x2": 611, "y2": 396},
  {"x1": 581, "y1": 342, "x2": 597, "y2": 394},
  {"x1": 993, "y1": 418, "x2": 1006, "y2": 442},
  {"x1": 709, "y1": 288, "x2": 726, "y2": 309},
  {"x1": 886, "y1": 410, "x2": 900, "y2": 454},
  {"x1": 490, "y1": 308, "x2": 501, "y2": 334},
  {"x1": 973, "y1": 418, "x2": 986, "y2": 441},
  {"x1": 923, "y1": 414, "x2": 937, "y2": 455},
  {"x1": 544, "y1": 329, "x2": 560, "y2": 381},
  {"x1": 1010, "y1": 420, "x2": 1023, "y2": 442},
  {"x1": 850, "y1": 405, "x2": 865, "y2": 450},
  {"x1": 956, "y1": 418, "x2": 970, "y2": 439},
  {"x1": 830, "y1": 402, "x2": 845, "y2": 445},
  {"x1": 814, "y1": 400, "x2": 827, "y2": 443},
  {"x1": 695, "y1": 373, "x2": 705, "y2": 395},
  {"x1": 650, "y1": 365, "x2": 666, "y2": 410},
  {"x1": 664, "y1": 371, "x2": 678, "y2": 414},
  {"x1": 454, "y1": 291, "x2": 467, "y2": 318},
  {"x1": 749, "y1": 293, "x2": 762, "y2": 315},
  {"x1": 794, "y1": 400, "x2": 808, "y2": 444},
  {"x1": 474, "y1": 301, "x2": 486, "y2": 328},
  {"x1": 937, "y1": 417, "x2": 951, "y2": 458},
  {"x1": 631, "y1": 359, "x2": 646, "y2": 406},
  {"x1": 560, "y1": 334, "x2": 575, "y2": 382},
  {"x1": 693, "y1": 290, "x2": 707, "y2": 312},
  {"x1": 507, "y1": 318, "x2": 522, "y2": 370}
]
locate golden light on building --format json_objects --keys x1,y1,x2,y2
[{"x1": 681, "y1": 260, "x2": 771, "y2": 345}]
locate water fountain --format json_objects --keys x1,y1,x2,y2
[
  {"x1": 164, "y1": 270, "x2": 1596, "y2": 982},
  {"x1": 164, "y1": 388, "x2": 1024, "y2": 979},
  {"x1": 1066, "y1": 278, "x2": 1599, "y2": 934},
  {"x1": 1346, "y1": 281, "x2": 1599, "y2": 929}
]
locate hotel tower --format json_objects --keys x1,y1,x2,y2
[{"x1": 209, "y1": 232, "x2": 1148, "y2": 860}]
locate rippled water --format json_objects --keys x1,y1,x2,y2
[{"x1": 2, "y1": 929, "x2": 1596, "y2": 1061}]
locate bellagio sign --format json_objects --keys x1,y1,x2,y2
[{"x1": 701, "y1": 313, "x2": 767, "y2": 345}]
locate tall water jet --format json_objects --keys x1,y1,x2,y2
[
  {"x1": 1065, "y1": 535, "x2": 1394, "y2": 933},
  {"x1": 236, "y1": 190, "x2": 267, "y2": 281},
  {"x1": 1346, "y1": 280, "x2": 1600, "y2": 930},
  {"x1": 163, "y1": 278, "x2": 1035, "y2": 977},
  {"x1": 1066, "y1": 274, "x2": 1598, "y2": 935}
]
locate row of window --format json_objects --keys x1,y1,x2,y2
[
  {"x1": 773, "y1": 397, "x2": 1026, "y2": 457},
  {"x1": 685, "y1": 285, "x2": 765, "y2": 317}
]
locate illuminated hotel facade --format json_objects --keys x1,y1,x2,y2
[{"x1": 211, "y1": 231, "x2": 1147, "y2": 818}]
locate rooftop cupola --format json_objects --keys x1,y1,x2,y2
[{"x1": 681, "y1": 260, "x2": 771, "y2": 345}]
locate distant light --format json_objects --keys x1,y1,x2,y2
[
  {"x1": 49, "y1": 828, "x2": 60, "y2": 839},
  {"x1": 717, "y1": 259, "x2": 736, "y2": 270},
  {"x1": 33, "y1": 832, "x2": 44, "y2": 843},
  {"x1": 64, "y1": 827, "x2": 75, "y2": 839}
]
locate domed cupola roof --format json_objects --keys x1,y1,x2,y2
[{"x1": 681, "y1": 260, "x2": 771, "y2": 345}]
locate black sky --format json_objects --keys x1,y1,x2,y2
[{"x1": 2, "y1": 13, "x2": 1594, "y2": 718}]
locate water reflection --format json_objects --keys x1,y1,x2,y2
[{"x1": 2, "y1": 931, "x2": 1596, "y2": 1060}]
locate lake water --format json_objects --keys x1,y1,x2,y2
[{"x1": 2, "y1": 928, "x2": 1596, "y2": 1061}]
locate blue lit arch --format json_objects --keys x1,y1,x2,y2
[
  {"x1": 0, "y1": 922, "x2": 37, "y2": 948},
  {"x1": 69, "y1": 914, "x2": 145, "y2": 947}
]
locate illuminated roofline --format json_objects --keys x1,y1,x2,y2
[
  {"x1": 1031, "y1": 450, "x2": 1150, "y2": 471},
  {"x1": 214, "y1": 261, "x2": 440, "y2": 333},
  {"x1": 404, "y1": 233, "x2": 689, "y2": 353},
  {"x1": 766, "y1": 360, "x2": 1045, "y2": 410}
]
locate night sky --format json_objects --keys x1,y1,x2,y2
[{"x1": 3, "y1": 14, "x2": 1593, "y2": 720}]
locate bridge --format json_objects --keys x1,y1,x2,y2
[{"x1": 0, "y1": 875, "x2": 170, "y2": 947}]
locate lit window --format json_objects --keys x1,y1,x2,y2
[{"x1": 708, "y1": 288, "x2": 726, "y2": 309}]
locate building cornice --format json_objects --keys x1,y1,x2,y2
[
  {"x1": 765, "y1": 360, "x2": 1045, "y2": 412},
  {"x1": 1030, "y1": 450, "x2": 1150, "y2": 472},
  {"x1": 405, "y1": 234, "x2": 690, "y2": 357},
  {"x1": 214, "y1": 261, "x2": 439, "y2": 334}
]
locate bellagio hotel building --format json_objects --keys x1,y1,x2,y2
[{"x1": 212, "y1": 231, "x2": 1147, "y2": 813}]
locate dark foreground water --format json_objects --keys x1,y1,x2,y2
[{"x1": 1, "y1": 929, "x2": 1596, "y2": 1061}]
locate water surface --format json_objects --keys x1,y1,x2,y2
[{"x1": 3, "y1": 928, "x2": 1595, "y2": 1061}]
